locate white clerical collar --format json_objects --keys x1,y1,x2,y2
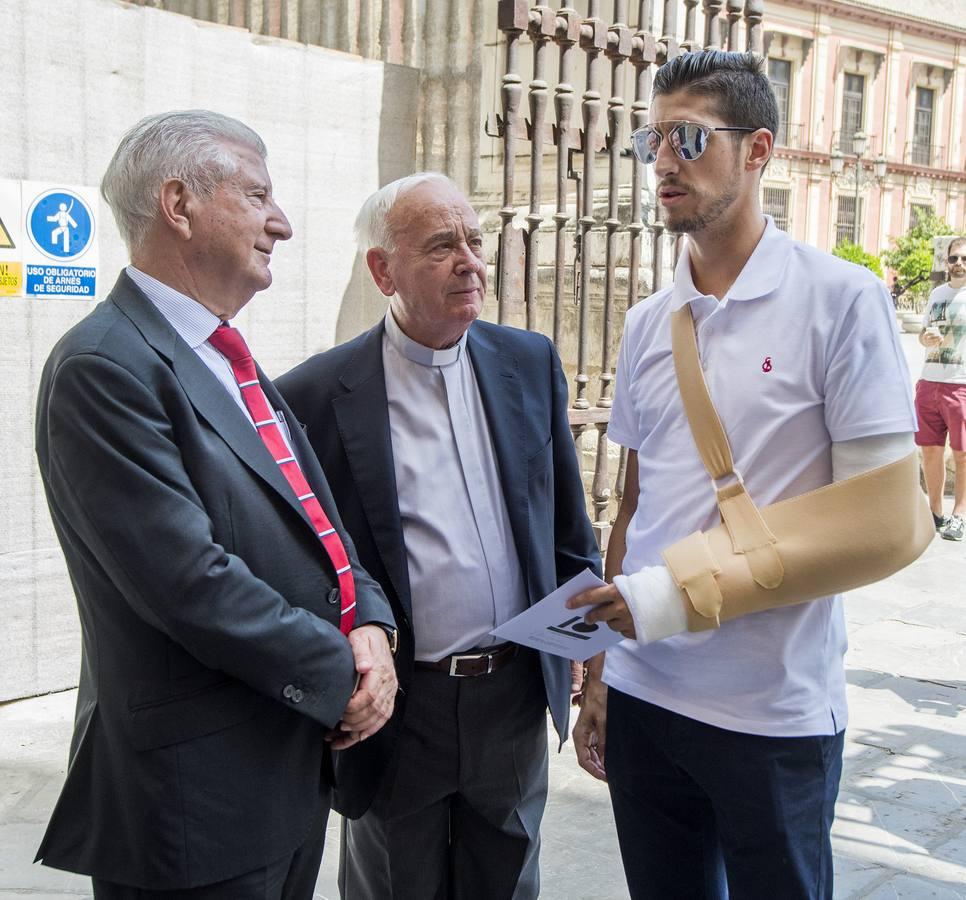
[{"x1": 384, "y1": 308, "x2": 467, "y2": 367}]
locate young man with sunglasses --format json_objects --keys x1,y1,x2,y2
[
  {"x1": 916, "y1": 237, "x2": 966, "y2": 541},
  {"x1": 571, "y1": 51, "x2": 918, "y2": 899}
]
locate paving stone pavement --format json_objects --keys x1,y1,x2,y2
[
  {"x1": 2, "y1": 333, "x2": 964, "y2": 898},
  {"x1": 2, "y1": 527, "x2": 963, "y2": 900}
]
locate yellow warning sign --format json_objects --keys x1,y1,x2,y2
[
  {"x1": 0, "y1": 215, "x2": 13, "y2": 249},
  {"x1": 0, "y1": 262, "x2": 22, "y2": 296}
]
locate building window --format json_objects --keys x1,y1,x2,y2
[
  {"x1": 910, "y1": 203, "x2": 933, "y2": 230},
  {"x1": 841, "y1": 73, "x2": 865, "y2": 153},
  {"x1": 835, "y1": 195, "x2": 863, "y2": 246},
  {"x1": 768, "y1": 58, "x2": 791, "y2": 146},
  {"x1": 763, "y1": 186, "x2": 791, "y2": 231},
  {"x1": 912, "y1": 87, "x2": 934, "y2": 166}
]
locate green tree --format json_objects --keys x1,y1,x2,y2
[
  {"x1": 881, "y1": 213, "x2": 953, "y2": 309},
  {"x1": 832, "y1": 240, "x2": 883, "y2": 278}
]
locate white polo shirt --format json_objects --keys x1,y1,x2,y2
[{"x1": 605, "y1": 217, "x2": 916, "y2": 737}]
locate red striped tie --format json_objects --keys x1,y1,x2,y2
[{"x1": 207, "y1": 322, "x2": 356, "y2": 635}]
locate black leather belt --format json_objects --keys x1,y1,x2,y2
[{"x1": 416, "y1": 643, "x2": 517, "y2": 677}]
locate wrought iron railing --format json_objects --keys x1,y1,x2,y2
[
  {"x1": 490, "y1": 1, "x2": 764, "y2": 545},
  {"x1": 773, "y1": 122, "x2": 810, "y2": 151},
  {"x1": 905, "y1": 141, "x2": 946, "y2": 169},
  {"x1": 830, "y1": 130, "x2": 882, "y2": 158}
]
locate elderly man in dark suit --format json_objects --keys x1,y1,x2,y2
[
  {"x1": 34, "y1": 110, "x2": 397, "y2": 900},
  {"x1": 276, "y1": 173, "x2": 601, "y2": 899}
]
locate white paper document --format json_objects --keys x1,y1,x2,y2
[{"x1": 489, "y1": 568, "x2": 625, "y2": 661}]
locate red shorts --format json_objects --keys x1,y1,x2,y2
[{"x1": 915, "y1": 380, "x2": 966, "y2": 451}]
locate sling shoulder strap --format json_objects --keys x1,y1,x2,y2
[
  {"x1": 668, "y1": 304, "x2": 784, "y2": 591},
  {"x1": 668, "y1": 304, "x2": 735, "y2": 483}
]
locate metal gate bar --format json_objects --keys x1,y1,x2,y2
[{"x1": 493, "y1": 0, "x2": 764, "y2": 544}]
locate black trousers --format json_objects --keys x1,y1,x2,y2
[
  {"x1": 92, "y1": 801, "x2": 329, "y2": 900},
  {"x1": 606, "y1": 688, "x2": 844, "y2": 900},
  {"x1": 339, "y1": 649, "x2": 549, "y2": 900}
]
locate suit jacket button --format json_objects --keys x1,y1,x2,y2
[
  {"x1": 292, "y1": 688, "x2": 304, "y2": 703},
  {"x1": 282, "y1": 684, "x2": 295, "y2": 699},
  {"x1": 327, "y1": 588, "x2": 340, "y2": 605}
]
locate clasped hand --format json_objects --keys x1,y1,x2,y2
[{"x1": 327, "y1": 624, "x2": 398, "y2": 751}]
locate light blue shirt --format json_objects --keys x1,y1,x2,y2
[{"x1": 382, "y1": 310, "x2": 528, "y2": 661}]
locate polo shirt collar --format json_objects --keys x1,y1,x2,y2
[{"x1": 669, "y1": 215, "x2": 790, "y2": 311}]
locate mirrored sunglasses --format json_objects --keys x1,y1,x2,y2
[{"x1": 630, "y1": 121, "x2": 756, "y2": 165}]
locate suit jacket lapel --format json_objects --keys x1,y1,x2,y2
[
  {"x1": 332, "y1": 323, "x2": 413, "y2": 618},
  {"x1": 467, "y1": 325, "x2": 531, "y2": 592},
  {"x1": 111, "y1": 274, "x2": 317, "y2": 533}
]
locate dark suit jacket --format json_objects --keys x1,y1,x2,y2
[
  {"x1": 276, "y1": 318, "x2": 602, "y2": 818},
  {"x1": 34, "y1": 272, "x2": 394, "y2": 890}
]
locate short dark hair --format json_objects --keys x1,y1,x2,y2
[{"x1": 653, "y1": 50, "x2": 779, "y2": 137}]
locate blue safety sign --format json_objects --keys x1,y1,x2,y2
[
  {"x1": 25, "y1": 264, "x2": 96, "y2": 297},
  {"x1": 27, "y1": 189, "x2": 95, "y2": 262}
]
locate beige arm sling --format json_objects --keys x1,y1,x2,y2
[{"x1": 661, "y1": 303, "x2": 935, "y2": 633}]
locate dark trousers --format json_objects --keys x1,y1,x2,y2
[
  {"x1": 92, "y1": 801, "x2": 329, "y2": 900},
  {"x1": 339, "y1": 649, "x2": 549, "y2": 900},
  {"x1": 606, "y1": 688, "x2": 844, "y2": 900}
]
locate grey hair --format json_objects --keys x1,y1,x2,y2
[
  {"x1": 354, "y1": 172, "x2": 458, "y2": 253},
  {"x1": 101, "y1": 109, "x2": 267, "y2": 254}
]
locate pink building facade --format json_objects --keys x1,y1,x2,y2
[{"x1": 760, "y1": 0, "x2": 966, "y2": 254}]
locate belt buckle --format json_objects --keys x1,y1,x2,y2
[{"x1": 449, "y1": 651, "x2": 482, "y2": 677}]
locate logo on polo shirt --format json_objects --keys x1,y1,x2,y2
[{"x1": 762, "y1": 357, "x2": 773, "y2": 373}]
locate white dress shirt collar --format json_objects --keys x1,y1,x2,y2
[
  {"x1": 124, "y1": 266, "x2": 301, "y2": 449},
  {"x1": 126, "y1": 265, "x2": 222, "y2": 348}
]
